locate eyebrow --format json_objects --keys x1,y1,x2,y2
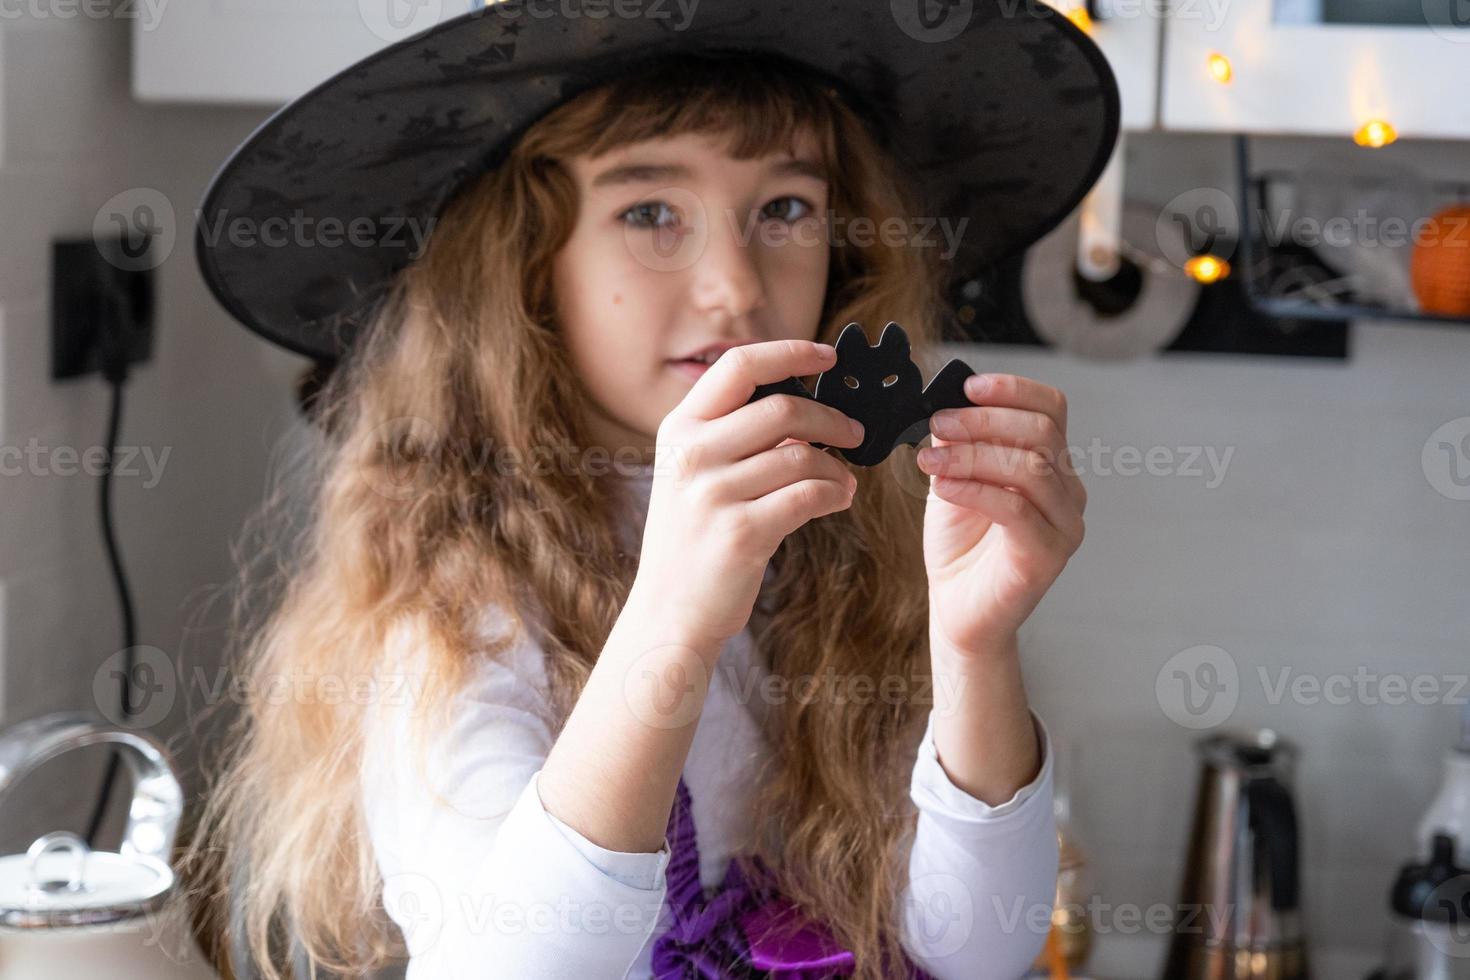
[{"x1": 589, "y1": 157, "x2": 829, "y2": 190}]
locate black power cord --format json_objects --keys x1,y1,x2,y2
[{"x1": 83, "y1": 278, "x2": 139, "y2": 849}]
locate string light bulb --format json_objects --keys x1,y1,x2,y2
[
  {"x1": 1354, "y1": 119, "x2": 1398, "y2": 148},
  {"x1": 1184, "y1": 255, "x2": 1230, "y2": 284},
  {"x1": 1207, "y1": 52, "x2": 1233, "y2": 84}
]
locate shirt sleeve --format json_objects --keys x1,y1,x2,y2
[
  {"x1": 900, "y1": 706, "x2": 1059, "y2": 980},
  {"x1": 359, "y1": 623, "x2": 672, "y2": 980}
]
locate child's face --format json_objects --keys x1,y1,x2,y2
[{"x1": 552, "y1": 129, "x2": 831, "y2": 460}]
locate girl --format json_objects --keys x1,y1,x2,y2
[{"x1": 183, "y1": 7, "x2": 1110, "y2": 980}]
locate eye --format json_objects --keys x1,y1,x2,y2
[
  {"x1": 620, "y1": 201, "x2": 679, "y2": 229},
  {"x1": 763, "y1": 196, "x2": 814, "y2": 223}
]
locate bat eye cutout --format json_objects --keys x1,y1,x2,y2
[{"x1": 744, "y1": 321, "x2": 978, "y2": 467}]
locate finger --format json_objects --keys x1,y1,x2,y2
[
  {"x1": 705, "y1": 393, "x2": 864, "y2": 463},
  {"x1": 680, "y1": 339, "x2": 837, "y2": 422},
  {"x1": 721, "y1": 440, "x2": 857, "y2": 501},
  {"x1": 744, "y1": 473, "x2": 855, "y2": 540},
  {"x1": 927, "y1": 477, "x2": 1058, "y2": 556},
  {"x1": 965, "y1": 373, "x2": 1068, "y2": 435},
  {"x1": 928, "y1": 406, "x2": 1084, "y2": 509},
  {"x1": 919, "y1": 442, "x2": 1083, "y2": 542}
]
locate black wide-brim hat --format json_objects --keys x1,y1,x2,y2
[{"x1": 196, "y1": 0, "x2": 1119, "y2": 363}]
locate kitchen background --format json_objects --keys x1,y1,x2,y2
[{"x1": 0, "y1": 2, "x2": 1467, "y2": 979}]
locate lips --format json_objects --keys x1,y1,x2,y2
[{"x1": 668, "y1": 360, "x2": 711, "y2": 381}]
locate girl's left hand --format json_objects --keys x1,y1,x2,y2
[{"x1": 915, "y1": 372, "x2": 1087, "y2": 658}]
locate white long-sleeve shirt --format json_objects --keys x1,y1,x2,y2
[{"x1": 359, "y1": 463, "x2": 1058, "y2": 980}]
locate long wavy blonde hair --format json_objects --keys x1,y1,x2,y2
[{"x1": 179, "y1": 51, "x2": 959, "y2": 980}]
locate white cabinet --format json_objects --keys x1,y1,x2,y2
[
  {"x1": 1161, "y1": 0, "x2": 1470, "y2": 139},
  {"x1": 134, "y1": 0, "x2": 1470, "y2": 143},
  {"x1": 1043, "y1": 0, "x2": 1162, "y2": 131},
  {"x1": 131, "y1": 0, "x2": 481, "y2": 104}
]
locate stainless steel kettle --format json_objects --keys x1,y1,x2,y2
[
  {"x1": 0, "y1": 711, "x2": 218, "y2": 980},
  {"x1": 1162, "y1": 728, "x2": 1309, "y2": 980}
]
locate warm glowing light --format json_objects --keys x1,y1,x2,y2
[
  {"x1": 1207, "y1": 52, "x2": 1233, "y2": 84},
  {"x1": 1066, "y1": 5, "x2": 1093, "y2": 33},
  {"x1": 1185, "y1": 255, "x2": 1230, "y2": 284},
  {"x1": 1354, "y1": 119, "x2": 1398, "y2": 148}
]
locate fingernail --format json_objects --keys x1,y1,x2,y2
[
  {"x1": 849, "y1": 418, "x2": 864, "y2": 438},
  {"x1": 930, "y1": 413, "x2": 964, "y2": 438}
]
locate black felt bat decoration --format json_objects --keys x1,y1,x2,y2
[{"x1": 744, "y1": 321, "x2": 978, "y2": 467}]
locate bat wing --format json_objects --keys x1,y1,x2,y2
[{"x1": 890, "y1": 356, "x2": 976, "y2": 452}]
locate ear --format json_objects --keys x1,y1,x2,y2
[
  {"x1": 832, "y1": 321, "x2": 869, "y2": 358},
  {"x1": 876, "y1": 321, "x2": 912, "y2": 359}
]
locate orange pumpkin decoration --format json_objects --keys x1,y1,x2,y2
[{"x1": 1411, "y1": 204, "x2": 1470, "y2": 317}]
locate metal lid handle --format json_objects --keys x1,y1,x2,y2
[
  {"x1": 0, "y1": 712, "x2": 183, "y2": 865},
  {"x1": 26, "y1": 831, "x2": 91, "y2": 894}
]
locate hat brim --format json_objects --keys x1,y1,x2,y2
[{"x1": 196, "y1": 0, "x2": 1119, "y2": 362}]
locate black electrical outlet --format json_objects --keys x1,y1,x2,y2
[{"x1": 51, "y1": 237, "x2": 156, "y2": 381}]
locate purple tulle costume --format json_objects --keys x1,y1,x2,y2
[{"x1": 649, "y1": 776, "x2": 937, "y2": 979}]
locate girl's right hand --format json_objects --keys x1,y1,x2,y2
[{"x1": 631, "y1": 339, "x2": 866, "y2": 651}]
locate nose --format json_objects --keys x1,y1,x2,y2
[{"x1": 690, "y1": 207, "x2": 766, "y2": 322}]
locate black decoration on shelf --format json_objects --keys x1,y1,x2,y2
[{"x1": 744, "y1": 321, "x2": 977, "y2": 467}]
